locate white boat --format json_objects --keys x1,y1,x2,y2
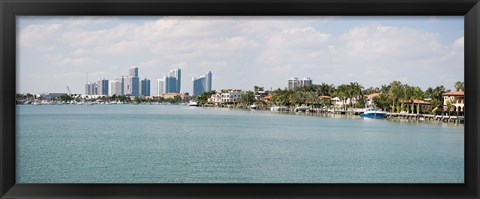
[
  {"x1": 295, "y1": 105, "x2": 310, "y2": 112},
  {"x1": 270, "y1": 106, "x2": 288, "y2": 112},
  {"x1": 360, "y1": 108, "x2": 387, "y2": 119},
  {"x1": 249, "y1": 104, "x2": 257, "y2": 109},
  {"x1": 188, "y1": 101, "x2": 199, "y2": 106}
]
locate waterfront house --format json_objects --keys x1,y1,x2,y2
[
  {"x1": 208, "y1": 93, "x2": 222, "y2": 105},
  {"x1": 263, "y1": 95, "x2": 272, "y2": 102},
  {"x1": 332, "y1": 97, "x2": 359, "y2": 110},
  {"x1": 254, "y1": 91, "x2": 270, "y2": 101},
  {"x1": 442, "y1": 91, "x2": 464, "y2": 113},
  {"x1": 208, "y1": 89, "x2": 243, "y2": 104},
  {"x1": 220, "y1": 89, "x2": 242, "y2": 104},
  {"x1": 400, "y1": 99, "x2": 432, "y2": 113},
  {"x1": 366, "y1": 93, "x2": 381, "y2": 107}
]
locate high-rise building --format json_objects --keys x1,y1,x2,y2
[
  {"x1": 300, "y1": 77, "x2": 312, "y2": 87},
  {"x1": 140, "y1": 78, "x2": 151, "y2": 96},
  {"x1": 97, "y1": 79, "x2": 109, "y2": 95},
  {"x1": 109, "y1": 76, "x2": 125, "y2": 96},
  {"x1": 122, "y1": 66, "x2": 140, "y2": 97},
  {"x1": 192, "y1": 71, "x2": 213, "y2": 96},
  {"x1": 288, "y1": 77, "x2": 313, "y2": 90},
  {"x1": 129, "y1": 66, "x2": 139, "y2": 77},
  {"x1": 288, "y1": 77, "x2": 299, "y2": 90},
  {"x1": 85, "y1": 82, "x2": 98, "y2": 95},
  {"x1": 206, "y1": 71, "x2": 212, "y2": 92},
  {"x1": 169, "y1": 68, "x2": 181, "y2": 93},
  {"x1": 165, "y1": 76, "x2": 177, "y2": 93},
  {"x1": 157, "y1": 78, "x2": 165, "y2": 96},
  {"x1": 110, "y1": 79, "x2": 123, "y2": 96},
  {"x1": 124, "y1": 76, "x2": 140, "y2": 96}
]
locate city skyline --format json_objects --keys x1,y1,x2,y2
[{"x1": 17, "y1": 16, "x2": 464, "y2": 95}]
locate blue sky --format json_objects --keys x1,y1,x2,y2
[{"x1": 17, "y1": 16, "x2": 464, "y2": 95}]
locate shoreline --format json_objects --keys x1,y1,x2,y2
[{"x1": 17, "y1": 103, "x2": 465, "y2": 127}]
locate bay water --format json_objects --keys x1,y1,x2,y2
[{"x1": 16, "y1": 105, "x2": 464, "y2": 183}]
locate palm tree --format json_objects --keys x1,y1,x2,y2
[
  {"x1": 433, "y1": 85, "x2": 446, "y2": 101},
  {"x1": 411, "y1": 86, "x2": 424, "y2": 114},
  {"x1": 424, "y1": 87, "x2": 434, "y2": 99},
  {"x1": 334, "y1": 84, "x2": 349, "y2": 111},
  {"x1": 388, "y1": 81, "x2": 403, "y2": 113},
  {"x1": 402, "y1": 85, "x2": 412, "y2": 113},
  {"x1": 445, "y1": 98, "x2": 455, "y2": 116},
  {"x1": 454, "y1": 81, "x2": 464, "y2": 92},
  {"x1": 319, "y1": 83, "x2": 335, "y2": 96},
  {"x1": 305, "y1": 92, "x2": 319, "y2": 107},
  {"x1": 271, "y1": 89, "x2": 289, "y2": 106},
  {"x1": 348, "y1": 82, "x2": 364, "y2": 109}
]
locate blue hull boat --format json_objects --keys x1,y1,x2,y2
[{"x1": 360, "y1": 108, "x2": 387, "y2": 119}]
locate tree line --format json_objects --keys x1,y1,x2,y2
[{"x1": 268, "y1": 80, "x2": 464, "y2": 114}]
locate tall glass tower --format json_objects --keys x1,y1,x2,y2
[{"x1": 192, "y1": 71, "x2": 212, "y2": 96}]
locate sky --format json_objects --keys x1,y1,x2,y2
[{"x1": 16, "y1": 16, "x2": 464, "y2": 95}]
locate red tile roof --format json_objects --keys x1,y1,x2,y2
[
  {"x1": 400, "y1": 99, "x2": 431, "y2": 105},
  {"x1": 319, "y1": 96, "x2": 331, "y2": 99},
  {"x1": 366, "y1": 93, "x2": 381, "y2": 98},
  {"x1": 442, "y1": 91, "x2": 464, "y2": 96}
]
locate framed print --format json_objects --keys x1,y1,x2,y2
[{"x1": 1, "y1": 0, "x2": 479, "y2": 198}]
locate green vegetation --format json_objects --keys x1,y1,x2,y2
[
  {"x1": 238, "y1": 91, "x2": 255, "y2": 106},
  {"x1": 267, "y1": 81, "x2": 463, "y2": 114},
  {"x1": 15, "y1": 81, "x2": 464, "y2": 114},
  {"x1": 196, "y1": 91, "x2": 216, "y2": 104}
]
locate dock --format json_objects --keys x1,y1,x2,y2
[{"x1": 386, "y1": 113, "x2": 464, "y2": 124}]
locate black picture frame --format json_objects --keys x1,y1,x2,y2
[{"x1": 1, "y1": 0, "x2": 479, "y2": 198}]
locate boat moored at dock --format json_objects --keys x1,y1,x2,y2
[{"x1": 360, "y1": 108, "x2": 387, "y2": 119}]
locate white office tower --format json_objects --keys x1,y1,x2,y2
[
  {"x1": 157, "y1": 78, "x2": 165, "y2": 96},
  {"x1": 110, "y1": 79, "x2": 123, "y2": 96},
  {"x1": 300, "y1": 77, "x2": 312, "y2": 87},
  {"x1": 288, "y1": 77, "x2": 300, "y2": 90},
  {"x1": 129, "y1": 66, "x2": 139, "y2": 77}
]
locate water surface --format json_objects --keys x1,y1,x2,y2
[{"x1": 16, "y1": 105, "x2": 464, "y2": 183}]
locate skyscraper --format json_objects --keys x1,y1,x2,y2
[
  {"x1": 124, "y1": 76, "x2": 140, "y2": 96},
  {"x1": 288, "y1": 77, "x2": 312, "y2": 90},
  {"x1": 192, "y1": 71, "x2": 212, "y2": 96},
  {"x1": 300, "y1": 77, "x2": 312, "y2": 87},
  {"x1": 288, "y1": 77, "x2": 300, "y2": 90},
  {"x1": 157, "y1": 79, "x2": 165, "y2": 96},
  {"x1": 85, "y1": 82, "x2": 98, "y2": 95},
  {"x1": 129, "y1": 66, "x2": 139, "y2": 77},
  {"x1": 140, "y1": 78, "x2": 151, "y2": 96},
  {"x1": 169, "y1": 68, "x2": 181, "y2": 93},
  {"x1": 206, "y1": 71, "x2": 212, "y2": 92},
  {"x1": 115, "y1": 76, "x2": 125, "y2": 95},
  {"x1": 97, "y1": 79, "x2": 109, "y2": 95},
  {"x1": 124, "y1": 66, "x2": 140, "y2": 96},
  {"x1": 110, "y1": 79, "x2": 123, "y2": 96},
  {"x1": 165, "y1": 76, "x2": 177, "y2": 93}
]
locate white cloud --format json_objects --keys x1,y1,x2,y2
[
  {"x1": 42, "y1": 54, "x2": 98, "y2": 67},
  {"x1": 340, "y1": 25, "x2": 445, "y2": 62},
  {"x1": 454, "y1": 37, "x2": 464, "y2": 48},
  {"x1": 17, "y1": 16, "x2": 464, "y2": 94},
  {"x1": 18, "y1": 23, "x2": 62, "y2": 51}
]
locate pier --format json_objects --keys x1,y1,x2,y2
[{"x1": 386, "y1": 113, "x2": 464, "y2": 124}]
